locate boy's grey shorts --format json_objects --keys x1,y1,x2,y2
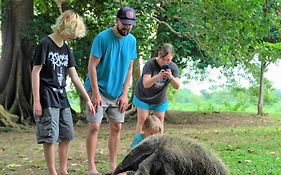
[
  {"x1": 34, "y1": 107, "x2": 74, "y2": 144},
  {"x1": 86, "y1": 91, "x2": 125, "y2": 123}
]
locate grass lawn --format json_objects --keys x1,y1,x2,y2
[{"x1": 0, "y1": 111, "x2": 280, "y2": 174}]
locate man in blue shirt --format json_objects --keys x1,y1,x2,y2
[{"x1": 84, "y1": 6, "x2": 137, "y2": 175}]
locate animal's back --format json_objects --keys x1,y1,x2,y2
[
  {"x1": 153, "y1": 136, "x2": 230, "y2": 175},
  {"x1": 113, "y1": 135, "x2": 230, "y2": 175}
]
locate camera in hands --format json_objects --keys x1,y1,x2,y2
[{"x1": 162, "y1": 64, "x2": 170, "y2": 71}]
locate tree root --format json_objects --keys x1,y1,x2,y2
[{"x1": 0, "y1": 105, "x2": 20, "y2": 128}]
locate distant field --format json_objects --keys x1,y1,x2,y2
[{"x1": 70, "y1": 99, "x2": 281, "y2": 119}]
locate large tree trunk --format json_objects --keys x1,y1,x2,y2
[
  {"x1": 0, "y1": 0, "x2": 34, "y2": 125},
  {"x1": 257, "y1": 61, "x2": 266, "y2": 116}
]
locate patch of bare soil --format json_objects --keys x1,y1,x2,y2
[{"x1": 164, "y1": 111, "x2": 275, "y2": 128}]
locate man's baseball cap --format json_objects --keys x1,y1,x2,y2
[{"x1": 117, "y1": 6, "x2": 136, "y2": 25}]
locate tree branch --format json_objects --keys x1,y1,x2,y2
[
  {"x1": 151, "y1": 16, "x2": 192, "y2": 39},
  {"x1": 151, "y1": 16, "x2": 206, "y2": 58}
]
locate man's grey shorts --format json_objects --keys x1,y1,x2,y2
[
  {"x1": 87, "y1": 91, "x2": 125, "y2": 123},
  {"x1": 34, "y1": 107, "x2": 74, "y2": 144}
]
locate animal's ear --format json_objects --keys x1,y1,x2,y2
[{"x1": 113, "y1": 136, "x2": 161, "y2": 174}]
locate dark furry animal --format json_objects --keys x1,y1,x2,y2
[{"x1": 113, "y1": 135, "x2": 230, "y2": 175}]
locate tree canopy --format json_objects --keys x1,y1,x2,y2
[{"x1": 0, "y1": 0, "x2": 281, "y2": 126}]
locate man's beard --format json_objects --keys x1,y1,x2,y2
[{"x1": 117, "y1": 26, "x2": 129, "y2": 36}]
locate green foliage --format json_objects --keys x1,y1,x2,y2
[
  {"x1": 23, "y1": 14, "x2": 54, "y2": 46},
  {"x1": 17, "y1": 0, "x2": 281, "y2": 116},
  {"x1": 154, "y1": 0, "x2": 281, "y2": 85},
  {"x1": 193, "y1": 0, "x2": 281, "y2": 64},
  {"x1": 274, "y1": 89, "x2": 281, "y2": 99},
  {"x1": 170, "y1": 86, "x2": 281, "y2": 113},
  {"x1": 24, "y1": 0, "x2": 60, "y2": 42},
  {"x1": 27, "y1": 1, "x2": 163, "y2": 79},
  {"x1": 66, "y1": 1, "x2": 117, "y2": 78},
  {"x1": 66, "y1": 83, "x2": 81, "y2": 112},
  {"x1": 148, "y1": 1, "x2": 209, "y2": 72},
  {"x1": 27, "y1": 0, "x2": 281, "y2": 80}
]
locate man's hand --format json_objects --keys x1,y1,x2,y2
[
  {"x1": 117, "y1": 94, "x2": 128, "y2": 113},
  {"x1": 91, "y1": 93, "x2": 102, "y2": 113}
]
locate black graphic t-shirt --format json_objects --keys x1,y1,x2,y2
[{"x1": 33, "y1": 36, "x2": 76, "y2": 108}]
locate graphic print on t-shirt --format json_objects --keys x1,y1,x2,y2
[
  {"x1": 48, "y1": 51, "x2": 68, "y2": 86},
  {"x1": 154, "y1": 78, "x2": 168, "y2": 88}
]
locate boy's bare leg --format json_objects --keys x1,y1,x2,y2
[
  {"x1": 43, "y1": 143, "x2": 58, "y2": 175},
  {"x1": 86, "y1": 122, "x2": 100, "y2": 174},
  {"x1": 58, "y1": 141, "x2": 70, "y2": 175}
]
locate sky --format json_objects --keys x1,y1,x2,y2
[{"x1": 266, "y1": 63, "x2": 281, "y2": 89}]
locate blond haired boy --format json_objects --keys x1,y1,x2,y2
[{"x1": 32, "y1": 10, "x2": 94, "y2": 175}]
